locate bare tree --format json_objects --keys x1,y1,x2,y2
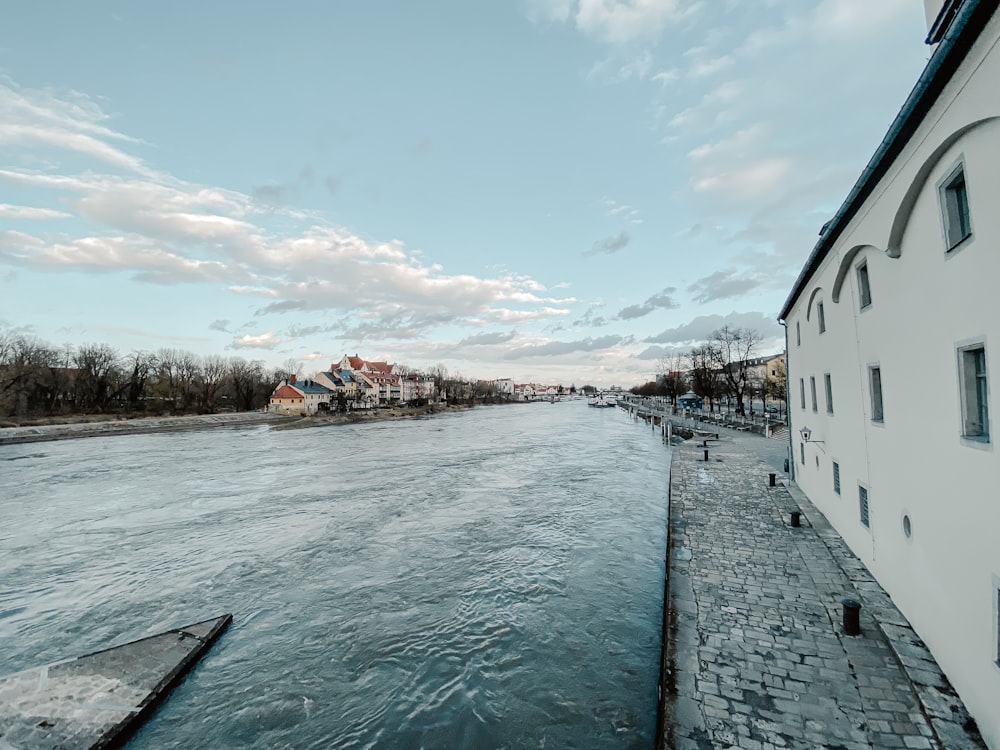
[
  {"x1": 73, "y1": 343, "x2": 123, "y2": 412},
  {"x1": 175, "y1": 352, "x2": 201, "y2": 411},
  {"x1": 710, "y1": 326, "x2": 764, "y2": 416},
  {"x1": 687, "y1": 344, "x2": 721, "y2": 412},
  {"x1": 124, "y1": 351, "x2": 157, "y2": 412},
  {"x1": 276, "y1": 358, "x2": 302, "y2": 383},
  {"x1": 0, "y1": 333, "x2": 63, "y2": 417},
  {"x1": 227, "y1": 357, "x2": 268, "y2": 411},
  {"x1": 656, "y1": 352, "x2": 688, "y2": 411},
  {"x1": 197, "y1": 355, "x2": 228, "y2": 412}
]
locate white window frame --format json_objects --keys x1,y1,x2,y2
[
  {"x1": 938, "y1": 157, "x2": 973, "y2": 252},
  {"x1": 832, "y1": 461, "x2": 840, "y2": 495},
  {"x1": 799, "y1": 378, "x2": 806, "y2": 410},
  {"x1": 809, "y1": 376, "x2": 817, "y2": 413},
  {"x1": 796, "y1": 320, "x2": 801, "y2": 346},
  {"x1": 817, "y1": 301, "x2": 826, "y2": 334},
  {"x1": 869, "y1": 365, "x2": 884, "y2": 423},
  {"x1": 856, "y1": 261, "x2": 872, "y2": 310},
  {"x1": 824, "y1": 372, "x2": 834, "y2": 415},
  {"x1": 957, "y1": 342, "x2": 990, "y2": 444},
  {"x1": 994, "y1": 575, "x2": 1000, "y2": 667},
  {"x1": 858, "y1": 484, "x2": 871, "y2": 529}
]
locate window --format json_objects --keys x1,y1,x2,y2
[
  {"x1": 817, "y1": 301, "x2": 826, "y2": 333},
  {"x1": 824, "y1": 373, "x2": 834, "y2": 414},
  {"x1": 869, "y1": 366, "x2": 884, "y2": 422},
  {"x1": 995, "y1": 585, "x2": 1000, "y2": 666},
  {"x1": 810, "y1": 376, "x2": 817, "y2": 413},
  {"x1": 859, "y1": 485, "x2": 870, "y2": 528},
  {"x1": 833, "y1": 461, "x2": 841, "y2": 495},
  {"x1": 857, "y1": 262, "x2": 872, "y2": 309},
  {"x1": 959, "y1": 345, "x2": 989, "y2": 441},
  {"x1": 799, "y1": 378, "x2": 806, "y2": 410},
  {"x1": 940, "y1": 162, "x2": 972, "y2": 250},
  {"x1": 796, "y1": 321, "x2": 801, "y2": 346},
  {"x1": 800, "y1": 442, "x2": 805, "y2": 465}
]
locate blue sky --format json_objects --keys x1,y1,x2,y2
[{"x1": 0, "y1": 1, "x2": 931, "y2": 387}]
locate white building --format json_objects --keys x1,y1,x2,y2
[{"x1": 780, "y1": 1, "x2": 999, "y2": 745}]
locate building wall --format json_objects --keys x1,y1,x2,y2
[{"x1": 785, "y1": 12, "x2": 1000, "y2": 746}]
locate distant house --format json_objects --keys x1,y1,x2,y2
[
  {"x1": 780, "y1": 1, "x2": 1000, "y2": 744},
  {"x1": 268, "y1": 376, "x2": 333, "y2": 415}
]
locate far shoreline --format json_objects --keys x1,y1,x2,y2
[{"x1": 0, "y1": 403, "x2": 478, "y2": 446}]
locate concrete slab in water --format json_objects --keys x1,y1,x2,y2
[{"x1": 0, "y1": 614, "x2": 232, "y2": 750}]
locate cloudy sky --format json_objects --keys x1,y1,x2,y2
[{"x1": 0, "y1": 1, "x2": 932, "y2": 387}]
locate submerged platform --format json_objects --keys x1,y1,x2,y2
[{"x1": 0, "y1": 614, "x2": 232, "y2": 749}]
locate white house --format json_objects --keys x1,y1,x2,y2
[{"x1": 780, "y1": 1, "x2": 999, "y2": 745}]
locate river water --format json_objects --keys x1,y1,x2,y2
[{"x1": 0, "y1": 401, "x2": 670, "y2": 749}]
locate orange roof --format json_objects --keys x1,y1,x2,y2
[{"x1": 272, "y1": 384, "x2": 301, "y2": 399}]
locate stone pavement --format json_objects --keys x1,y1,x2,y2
[{"x1": 659, "y1": 429, "x2": 985, "y2": 750}]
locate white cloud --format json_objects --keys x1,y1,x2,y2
[
  {"x1": 644, "y1": 311, "x2": 782, "y2": 345},
  {"x1": 0, "y1": 83, "x2": 576, "y2": 344},
  {"x1": 812, "y1": 0, "x2": 913, "y2": 39},
  {"x1": 231, "y1": 331, "x2": 283, "y2": 349},
  {"x1": 693, "y1": 157, "x2": 791, "y2": 199},
  {"x1": 0, "y1": 203, "x2": 72, "y2": 219}
]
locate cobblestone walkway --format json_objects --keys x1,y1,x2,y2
[{"x1": 659, "y1": 431, "x2": 984, "y2": 750}]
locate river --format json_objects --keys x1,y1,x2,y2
[{"x1": 0, "y1": 401, "x2": 669, "y2": 749}]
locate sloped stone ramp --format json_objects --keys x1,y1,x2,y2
[{"x1": 0, "y1": 614, "x2": 231, "y2": 749}]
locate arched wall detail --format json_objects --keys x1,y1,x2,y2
[
  {"x1": 887, "y1": 116, "x2": 1000, "y2": 258},
  {"x1": 805, "y1": 287, "x2": 824, "y2": 321},
  {"x1": 832, "y1": 245, "x2": 880, "y2": 303}
]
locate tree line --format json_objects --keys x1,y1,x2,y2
[
  {"x1": 630, "y1": 325, "x2": 787, "y2": 416},
  {"x1": 0, "y1": 331, "x2": 292, "y2": 420}
]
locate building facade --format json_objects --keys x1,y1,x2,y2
[{"x1": 780, "y1": 2, "x2": 1000, "y2": 745}]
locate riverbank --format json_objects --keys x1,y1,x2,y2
[{"x1": 0, "y1": 403, "x2": 474, "y2": 446}]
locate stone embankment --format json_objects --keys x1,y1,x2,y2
[
  {"x1": 0, "y1": 411, "x2": 293, "y2": 446},
  {"x1": 0, "y1": 404, "x2": 477, "y2": 446}
]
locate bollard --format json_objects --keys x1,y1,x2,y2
[
  {"x1": 790, "y1": 511, "x2": 801, "y2": 527},
  {"x1": 841, "y1": 599, "x2": 862, "y2": 636},
  {"x1": 703, "y1": 449, "x2": 709, "y2": 462},
  {"x1": 783, "y1": 458, "x2": 789, "y2": 473},
  {"x1": 768, "y1": 472, "x2": 776, "y2": 487}
]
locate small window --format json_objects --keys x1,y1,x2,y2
[
  {"x1": 796, "y1": 321, "x2": 801, "y2": 346},
  {"x1": 817, "y1": 302, "x2": 826, "y2": 333},
  {"x1": 869, "y1": 366, "x2": 884, "y2": 422},
  {"x1": 799, "y1": 378, "x2": 806, "y2": 410},
  {"x1": 800, "y1": 442, "x2": 805, "y2": 465},
  {"x1": 824, "y1": 373, "x2": 834, "y2": 415},
  {"x1": 810, "y1": 376, "x2": 817, "y2": 413},
  {"x1": 940, "y1": 163, "x2": 972, "y2": 250},
  {"x1": 959, "y1": 345, "x2": 989, "y2": 441},
  {"x1": 859, "y1": 485, "x2": 870, "y2": 528},
  {"x1": 996, "y1": 586, "x2": 1000, "y2": 666},
  {"x1": 857, "y1": 262, "x2": 872, "y2": 309},
  {"x1": 833, "y1": 461, "x2": 841, "y2": 494}
]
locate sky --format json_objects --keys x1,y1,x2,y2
[{"x1": 0, "y1": 1, "x2": 933, "y2": 388}]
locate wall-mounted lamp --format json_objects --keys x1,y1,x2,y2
[{"x1": 799, "y1": 426, "x2": 824, "y2": 444}]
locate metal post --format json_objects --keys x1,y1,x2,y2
[
  {"x1": 769, "y1": 473, "x2": 776, "y2": 487},
  {"x1": 841, "y1": 599, "x2": 861, "y2": 636},
  {"x1": 703, "y1": 449, "x2": 709, "y2": 462},
  {"x1": 790, "y1": 511, "x2": 801, "y2": 527}
]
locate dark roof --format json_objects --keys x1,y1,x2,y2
[{"x1": 779, "y1": 0, "x2": 996, "y2": 321}]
